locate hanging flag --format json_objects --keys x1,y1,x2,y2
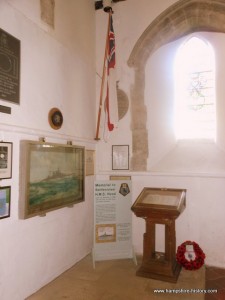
[
  {"x1": 104, "y1": 13, "x2": 118, "y2": 133},
  {"x1": 94, "y1": 12, "x2": 118, "y2": 141}
]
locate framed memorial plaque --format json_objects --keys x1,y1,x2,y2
[
  {"x1": 0, "y1": 142, "x2": 12, "y2": 179},
  {"x1": 0, "y1": 28, "x2": 20, "y2": 104}
]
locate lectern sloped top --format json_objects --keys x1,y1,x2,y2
[{"x1": 131, "y1": 187, "x2": 186, "y2": 218}]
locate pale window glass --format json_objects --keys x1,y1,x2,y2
[{"x1": 174, "y1": 36, "x2": 216, "y2": 139}]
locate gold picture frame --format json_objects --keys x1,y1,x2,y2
[
  {"x1": 95, "y1": 224, "x2": 116, "y2": 243},
  {"x1": 19, "y1": 140, "x2": 85, "y2": 219}
]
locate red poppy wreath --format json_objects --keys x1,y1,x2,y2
[{"x1": 176, "y1": 241, "x2": 205, "y2": 270}]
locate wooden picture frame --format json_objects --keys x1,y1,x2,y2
[
  {"x1": 48, "y1": 107, "x2": 63, "y2": 130},
  {"x1": 110, "y1": 175, "x2": 131, "y2": 180},
  {"x1": 0, "y1": 142, "x2": 12, "y2": 179},
  {"x1": 0, "y1": 186, "x2": 11, "y2": 219},
  {"x1": 112, "y1": 145, "x2": 129, "y2": 170},
  {"x1": 19, "y1": 140, "x2": 85, "y2": 219}
]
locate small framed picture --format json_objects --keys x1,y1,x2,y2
[
  {"x1": 0, "y1": 186, "x2": 11, "y2": 219},
  {"x1": 48, "y1": 108, "x2": 63, "y2": 130},
  {"x1": 0, "y1": 142, "x2": 12, "y2": 179},
  {"x1": 112, "y1": 145, "x2": 129, "y2": 170},
  {"x1": 95, "y1": 224, "x2": 116, "y2": 243}
]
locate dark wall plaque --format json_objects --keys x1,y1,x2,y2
[
  {"x1": 0, "y1": 105, "x2": 11, "y2": 114},
  {"x1": 0, "y1": 28, "x2": 20, "y2": 104}
]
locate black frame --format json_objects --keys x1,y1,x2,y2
[{"x1": 0, "y1": 142, "x2": 12, "y2": 179}]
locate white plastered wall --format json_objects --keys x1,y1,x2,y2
[{"x1": 0, "y1": 1, "x2": 96, "y2": 299}]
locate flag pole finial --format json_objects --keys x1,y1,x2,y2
[{"x1": 103, "y1": 0, "x2": 113, "y2": 12}]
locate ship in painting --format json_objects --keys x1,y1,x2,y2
[
  {"x1": 42, "y1": 168, "x2": 83, "y2": 182},
  {"x1": 44, "y1": 168, "x2": 67, "y2": 181}
]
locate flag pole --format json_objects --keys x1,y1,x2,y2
[{"x1": 95, "y1": 10, "x2": 112, "y2": 141}]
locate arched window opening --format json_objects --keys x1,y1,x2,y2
[{"x1": 174, "y1": 36, "x2": 216, "y2": 140}]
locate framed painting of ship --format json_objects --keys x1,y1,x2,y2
[{"x1": 19, "y1": 140, "x2": 85, "y2": 219}]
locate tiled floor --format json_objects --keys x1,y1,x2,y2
[{"x1": 205, "y1": 266, "x2": 225, "y2": 300}]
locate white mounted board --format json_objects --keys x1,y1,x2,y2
[{"x1": 92, "y1": 180, "x2": 136, "y2": 266}]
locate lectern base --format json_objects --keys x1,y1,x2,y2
[{"x1": 136, "y1": 255, "x2": 182, "y2": 283}]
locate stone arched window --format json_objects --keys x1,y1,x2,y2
[
  {"x1": 174, "y1": 36, "x2": 216, "y2": 140},
  {"x1": 128, "y1": 0, "x2": 225, "y2": 171}
]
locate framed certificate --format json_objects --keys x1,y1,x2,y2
[{"x1": 112, "y1": 145, "x2": 129, "y2": 170}]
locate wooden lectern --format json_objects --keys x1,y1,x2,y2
[{"x1": 131, "y1": 187, "x2": 186, "y2": 283}]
